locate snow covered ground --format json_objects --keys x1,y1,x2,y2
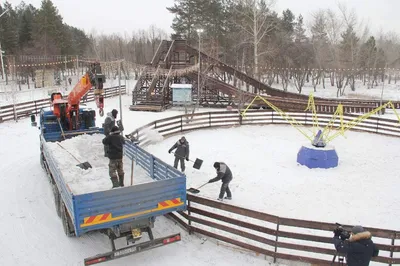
[
  {"x1": 2, "y1": 95, "x2": 291, "y2": 266},
  {"x1": 146, "y1": 125, "x2": 400, "y2": 231}
]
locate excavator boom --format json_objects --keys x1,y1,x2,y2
[
  {"x1": 67, "y1": 73, "x2": 93, "y2": 106},
  {"x1": 51, "y1": 62, "x2": 106, "y2": 131}
]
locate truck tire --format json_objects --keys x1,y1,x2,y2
[
  {"x1": 61, "y1": 203, "x2": 75, "y2": 237},
  {"x1": 52, "y1": 184, "x2": 61, "y2": 217},
  {"x1": 40, "y1": 152, "x2": 45, "y2": 170}
]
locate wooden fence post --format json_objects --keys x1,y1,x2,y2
[
  {"x1": 273, "y1": 219, "x2": 280, "y2": 263},
  {"x1": 272, "y1": 111, "x2": 274, "y2": 123},
  {"x1": 376, "y1": 117, "x2": 380, "y2": 133},
  {"x1": 188, "y1": 199, "x2": 192, "y2": 235},
  {"x1": 180, "y1": 116, "x2": 183, "y2": 132},
  {"x1": 389, "y1": 233, "x2": 397, "y2": 266},
  {"x1": 209, "y1": 112, "x2": 211, "y2": 127}
]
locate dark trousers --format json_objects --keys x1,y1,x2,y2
[
  {"x1": 174, "y1": 157, "x2": 185, "y2": 172},
  {"x1": 219, "y1": 182, "x2": 232, "y2": 199},
  {"x1": 104, "y1": 144, "x2": 109, "y2": 157}
]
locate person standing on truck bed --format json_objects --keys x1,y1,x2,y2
[
  {"x1": 168, "y1": 136, "x2": 189, "y2": 173},
  {"x1": 103, "y1": 109, "x2": 124, "y2": 157},
  {"x1": 102, "y1": 126, "x2": 125, "y2": 188},
  {"x1": 208, "y1": 162, "x2": 233, "y2": 201}
]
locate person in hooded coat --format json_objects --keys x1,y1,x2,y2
[
  {"x1": 168, "y1": 136, "x2": 189, "y2": 172},
  {"x1": 102, "y1": 126, "x2": 125, "y2": 188},
  {"x1": 333, "y1": 225, "x2": 379, "y2": 266},
  {"x1": 103, "y1": 109, "x2": 118, "y2": 157}
]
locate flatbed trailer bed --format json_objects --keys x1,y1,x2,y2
[{"x1": 38, "y1": 108, "x2": 187, "y2": 264}]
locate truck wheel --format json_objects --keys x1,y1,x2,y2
[
  {"x1": 52, "y1": 184, "x2": 61, "y2": 217},
  {"x1": 61, "y1": 203, "x2": 75, "y2": 237}
]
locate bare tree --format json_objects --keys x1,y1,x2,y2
[{"x1": 233, "y1": 0, "x2": 278, "y2": 81}]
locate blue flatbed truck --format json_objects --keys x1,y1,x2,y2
[{"x1": 37, "y1": 107, "x2": 187, "y2": 265}]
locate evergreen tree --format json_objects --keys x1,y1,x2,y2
[
  {"x1": 294, "y1": 15, "x2": 307, "y2": 43},
  {"x1": 167, "y1": 0, "x2": 199, "y2": 41},
  {"x1": 340, "y1": 26, "x2": 359, "y2": 68},
  {"x1": 17, "y1": 3, "x2": 36, "y2": 52},
  {"x1": 33, "y1": 0, "x2": 64, "y2": 55},
  {"x1": 281, "y1": 9, "x2": 295, "y2": 37},
  {"x1": 0, "y1": 2, "x2": 19, "y2": 54}
]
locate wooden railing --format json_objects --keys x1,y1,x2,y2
[
  {"x1": 129, "y1": 109, "x2": 400, "y2": 265},
  {"x1": 0, "y1": 85, "x2": 126, "y2": 122},
  {"x1": 130, "y1": 109, "x2": 400, "y2": 146}
]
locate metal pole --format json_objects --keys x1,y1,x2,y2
[
  {"x1": 0, "y1": 42, "x2": 5, "y2": 81},
  {"x1": 198, "y1": 34, "x2": 201, "y2": 109},
  {"x1": 196, "y1": 28, "x2": 203, "y2": 110},
  {"x1": 118, "y1": 61, "x2": 123, "y2": 133},
  {"x1": 379, "y1": 65, "x2": 387, "y2": 115}
]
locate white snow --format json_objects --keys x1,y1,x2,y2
[
  {"x1": 45, "y1": 133, "x2": 153, "y2": 194},
  {"x1": 2, "y1": 94, "x2": 291, "y2": 266},
  {"x1": 145, "y1": 124, "x2": 400, "y2": 231},
  {"x1": 2, "y1": 90, "x2": 400, "y2": 265}
]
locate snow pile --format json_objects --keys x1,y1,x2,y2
[
  {"x1": 142, "y1": 127, "x2": 164, "y2": 144},
  {"x1": 46, "y1": 133, "x2": 153, "y2": 195}
]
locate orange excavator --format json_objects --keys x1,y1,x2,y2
[{"x1": 50, "y1": 62, "x2": 106, "y2": 131}]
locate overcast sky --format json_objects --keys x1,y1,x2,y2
[{"x1": 6, "y1": 0, "x2": 400, "y2": 36}]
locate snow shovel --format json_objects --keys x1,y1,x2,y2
[
  {"x1": 56, "y1": 143, "x2": 92, "y2": 170},
  {"x1": 187, "y1": 182, "x2": 209, "y2": 194},
  {"x1": 172, "y1": 153, "x2": 203, "y2": 170}
]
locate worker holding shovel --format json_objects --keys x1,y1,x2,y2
[
  {"x1": 209, "y1": 162, "x2": 233, "y2": 201},
  {"x1": 168, "y1": 136, "x2": 189, "y2": 173}
]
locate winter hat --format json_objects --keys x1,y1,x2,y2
[
  {"x1": 213, "y1": 162, "x2": 220, "y2": 169},
  {"x1": 351, "y1": 225, "x2": 365, "y2": 235},
  {"x1": 111, "y1": 109, "x2": 118, "y2": 117}
]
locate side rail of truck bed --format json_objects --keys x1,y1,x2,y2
[{"x1": 41, "y1": 135, "x2": 187, "y2": 237}]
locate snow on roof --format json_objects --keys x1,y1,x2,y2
[{"x1": 170, "y1": 83, "x2": 193, "y2": 89}]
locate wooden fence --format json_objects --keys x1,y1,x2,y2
[
  {"x1": 0, "y1": 85, "x2": 126, "y2": 123},
  {"x1": 129, "y1": 109, "x2": 400, "y2": 265}
]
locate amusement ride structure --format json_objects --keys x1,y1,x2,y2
[{"x1": 130, "y1": 35, "x2": 400, "y2": 169}]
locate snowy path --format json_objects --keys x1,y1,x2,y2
[{"x1": 0, "y1": 95, "x2": 288, "y2": 265}]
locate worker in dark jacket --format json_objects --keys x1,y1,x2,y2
[
  {"x1": 102, "y1": 126, "x2": 126, "y2": 188},
  {"x1": 103, "y1": 109, "x2": 119, "y2": 157},
  {"x1": 333, "y1": 225, "x2": 379, "y2": 266},
  {"x1": 168, "y1": 136, "x2": 189, "y2": 172},
  {"x1": 209, "y1": 162, "x2": 233, "y2": 201}
]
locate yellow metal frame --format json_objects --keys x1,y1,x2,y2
[{"x1": 241, "y1": 93, "x2": 400, "y2": 145}]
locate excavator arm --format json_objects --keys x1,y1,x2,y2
[{"x1": 52, "y1": 62, "x2": 106, "y2": 131}]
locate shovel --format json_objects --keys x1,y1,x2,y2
[
  {"x1": 56, "y1": 143, "x2": 92, "y2": 170},
  {"x1": 172, "y1": 152, "x2": 203, "y2": 170},
  {"x1": 187, "y1": 182, "x2": 209, "y2": 194}
]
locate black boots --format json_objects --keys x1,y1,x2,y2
[
  {"x1": 111, "y1": 175, "x2": 124, "y2": 189},
  {"x1": 119, "y1": 175, "x2": 124, "y2": 187},
  {"x1": 111, "y1": 177, "x2": 119, "y2": 188}
]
